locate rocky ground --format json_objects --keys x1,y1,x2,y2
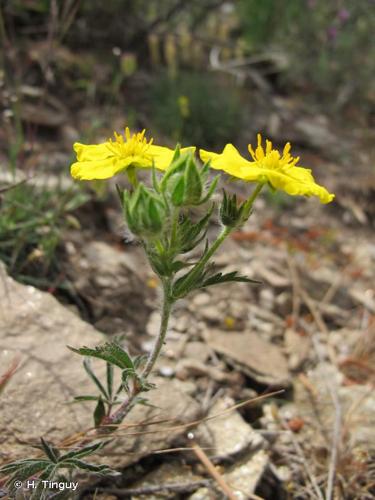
[
  {"x1": 1, "y1": 133, "x2": 375, "y2": 499},
  {"x1": 1, "y1": 75, "x2": 375, "y2": 498}
]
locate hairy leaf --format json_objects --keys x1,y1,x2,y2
[{"x1": 68, "y1": 342, "x2": 134, "y2": 370}]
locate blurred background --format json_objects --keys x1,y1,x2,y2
[{"x1": 0, "y1": 0, "x2": 374, "y2": 286}]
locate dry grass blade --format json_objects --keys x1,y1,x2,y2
[
  {"x1": 0, "y1": 357, "x2": 21, "y2": 396},
  {"x1": 190, "y1": 440, "x2": 238, "y2": 500}
]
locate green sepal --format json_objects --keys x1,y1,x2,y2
[
  {"x1": 171, "y1": 175, "x2": 185, "y2": 206},
  {"x1": 124, "y1": 184, "x2": 166, "y2": 238},
  {"x1": 183, "y1": 156, "x2": 203, "y2": 205}
]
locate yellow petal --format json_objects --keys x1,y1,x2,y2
[
  {"x1": 71, "y1": 157, "x2": 129, "y2": 180},
  {"x1": 148, "y1": 145, "x2": 196, "y2": 171},
  {"x1": 200, "y1": 144, "x2": 252, "y2": 177},
  {"x1": 73, "y1": 142, "x2": 112, "y2": 161},
  {"x1": 265, "y1": 170, "x2": 335, "y2": 204}
]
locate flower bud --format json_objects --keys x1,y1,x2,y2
[
  {"x1": 124, "y1": 184, "x2": 166, "y2": 238},
  {"x1": 161, "y1": 150, "x2": 217, "y2": 207},
  {"x1": 220, "y1": 191, "x2": 250, "y2": 227}
]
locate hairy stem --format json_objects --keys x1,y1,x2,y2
[
  {"x1": 104, "y1": 279, "x2": 172, "y2": 426},
  {"x1": 142, "y1": 279, "x2": 172, "y2": 378}
]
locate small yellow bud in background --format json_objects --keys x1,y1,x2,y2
[
  {"x1": 224, "y1": 316, "x2": 235, "y2": 329},
  {"x1": 147, "y1": 34, "x2": 160, "y2": 68},
  {"x1": 164, "y1": 35, "x2": 178, "y2": 79},
  {"x1": 178, "y1": 95, "x2": 190, "y2": 118},
  {"x1": 121, "y1": 53, "x2": 137, "y2": 77},
  {"x1": 147, "y1": 277, "x2": 159, "y2": 289}
]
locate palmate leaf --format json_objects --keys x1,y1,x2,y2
[
  {"x1": 29, "y1": 464, "x2": 56, "y2": 500},
  {"x1": 0, "y1": 459, "x2": 50, "y2": 475},
  {"x1": 40, "y1": 438, "x2": 59, "y2": 463},
  {"x1": 62, "y1": 459, "x2": 119, "y2": 475},
  {"x1": 58, "y1": 442, "x2": 104, "y2": 462},
  {"x1": 6, "y1": 460, "x2": 51, "y2": 492},
  {"x1": 68, "y1": 342, "x2": 134, "y2": 370},
  {"x1": 199, "y1": 270, "x2": 261, "y2": 289}
]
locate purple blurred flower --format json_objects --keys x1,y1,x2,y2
[
  {"x1": 306, "y1": 0, "x2": 317, "y2": 8},
  {"x1": 337, "y1": 8, "x2": 350, "y2": 22},
  {"x1": 327, "y1": 25, "x2": 338, "y2": 42}
]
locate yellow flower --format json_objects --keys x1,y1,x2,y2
[
  {"x1": 200, "y1": 134, "x2": 334, "y2": 204},
  {"x1": 71, "y1": 127, "x2": 194, "y2": 180}
]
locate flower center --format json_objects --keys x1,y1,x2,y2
[
  {"x1": 248, "y1": 134, "x2": 300, "y2": 172},
  {"x1": 106, "y1": 127, "x2": 154, "y2": 159}
]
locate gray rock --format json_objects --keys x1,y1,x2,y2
[
  {"x1": 0, "y1": 263, "x2": 104, "y2": 463},
  {"x1": 0, "y1": 264, "x2": 201, "y2": 469},
  {"x1": 67, "y1": 241, "x2": 152, "y2": 331},
  {"x1": 195, "y1": 397, "x2": 264, "y2": 460},
  {"x1": 295, "y1": 363, "x2": 375, "y2": 452},
  {"x1": 204, "y1": 330, "x2": 290, "y2": 387}
]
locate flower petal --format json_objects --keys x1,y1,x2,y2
[
  {"x1": 265, "y1": 170, "x2": 335, "y2": 204},
  {"x1": 200, "y1": 144, "x2": 252, "y2": 177},
  {"x1": 71, "y1": 157, "x2": 129, "y2": 180},
  {"x1": 73, "y1": 142, "x2": 112, "y2": 161}
]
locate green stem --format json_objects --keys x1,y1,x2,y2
[
  {"x1": 244, "y1": 182, "x2": 264, "y2": 211},
  {"x1": 142, "y1": 279, "x2": 172, "y2": 378},
  {"x1": 105, "y1": 279, "x2": 172, "y2": 426},
  {"x1": 177, "y1": 225, "x2": 231, "y2": 296}
]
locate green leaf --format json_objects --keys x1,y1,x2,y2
[
  {"x1": 62, "y1": 459, "x2": 118, "y2": 475},
  {"x1": 59, "y1": 442, "x2": 104, "y2": 462},
  {"x1": 29, "y1": 464, "x2": 56, "y2": 500},
  {"x1": 68, "y1": 342, "x2": 134, "y2": 370},
  {"x1": 7, "y1": 460, "x2": 51, "y2": 491},
  {"x1": 93, "y1": 397, "x2": 106, "y2": 427},
  {"x1": 83, "y1": 358, "x2": 109, "y2": 399},
  {"x1": 72, "y1": 395, "x2": 101, "y2": 403},
  {"x1": 172, "y1": 266, "x2": 206, "y2": 298},
  {"x1": 106, "y1": 362, "x2": 114, "y2": 401},
  {"x1": 1, "y1": 459, "x2": 50, "y2": 475},
  {"x1": 170, "y1": 260, "x2": 190, "y2": 272},
  {"x1": 178, "y1": 205, "x2": 213, "y2": 253},
  {"x1": 200, "y1": 271, "x2": 261, "y2": 289},
  {"x1": 40, "y1": 438, "x2": 59, "y2": 463}
]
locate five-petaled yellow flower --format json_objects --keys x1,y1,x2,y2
[
  {"x1": 200, "y1": 134, "x2": 334, "y2": 204},
  {"x1": 71, "y1": 127, "x2": 195, "y2": 180}
]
